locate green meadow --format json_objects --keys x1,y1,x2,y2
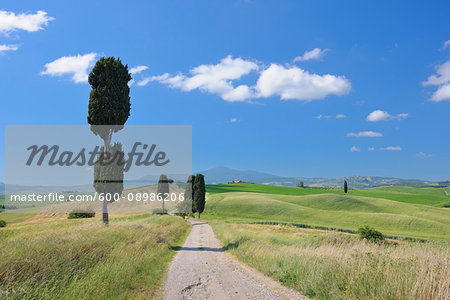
[
  {"x1": 205, "y1": 183, "x2": 450, "y2": 240},
  {"x1": 207, "y1": 183, "x2": 450, "y2": 206},
  {"x1": 0, "y1": 210, "x2": 37, "y2": 224}
]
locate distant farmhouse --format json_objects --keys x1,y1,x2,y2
[{"x1": 232, "y1": 180, "x2": 246, "y2": 183}]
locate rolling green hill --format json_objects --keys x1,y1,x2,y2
[
  {"x1": 205, "y1": 184, "x2": 450, "y2": 240},
  {"x1": 207, "y1": 183, "x2": 450, "y2": 206},
  {"x1": 207, "y1": 183, "x2": 342, "y2": 195}
]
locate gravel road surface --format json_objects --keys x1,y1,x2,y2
[{"x1": 163, "y1": 220, "x2": 307, "y2": 300}]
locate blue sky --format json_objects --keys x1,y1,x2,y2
[{"x1": 1, "y1": 0, "x2": 449, "y2": 181}]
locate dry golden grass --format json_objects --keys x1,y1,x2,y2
[
  {"x1": 33, "y1": 184, "x2": 185, "y2": 215},
  {"x1": 0, "y1": 214, "x2": 190, "y2": 299},
  {"x1": 211, "y1": 222, "x2": 450, "y2": 300}
]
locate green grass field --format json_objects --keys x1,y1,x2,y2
[
  {"x1": 351, "y1": 185, "x2": 450, "y2": 206},
  {"x1": 0, "y1": 210, "x2": 37, "y2": 224},
  {"x1": 205, "y1": 184, "x2": 450, "y2": 240},
  {"x1": 0, "y1": 214, "x2": 190, "y2": 299},
  {"x1": 207, "y1": 183, "x2": 450, "y2": 206}
]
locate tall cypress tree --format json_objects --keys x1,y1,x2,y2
[
  {"x1": 193, "y1": 174, "x2": 205, "y2": 218},
  {"x1": 344, "y1": 180, "x2": 348, "y2": 194},
  {"x1": 88, "y1": 57, "x2": 131, "y2": 224}
]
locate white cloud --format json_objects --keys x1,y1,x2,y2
[
  {"x1": 350, "y1": 146, "x2": 360, "y2": 152},
  {"x1": 369, "y1": 146, "x2": 402, "y2": 151},
  {"x1": 0, "y1": 44, "x2": 19, "y2": 54},
  {"x1": 347, "y1": 131, "x2": 383, "y2": 138},
  {"x1": 430, "y1": 84, "x2": 450, "y2": 102},
  {"x1": 0, "y1": 10, "x2": 54, "y2": 34},
  {"x1": 367, "y1": 110, "x2": 390, "y2": 121},
  {"x1": 141, "y1": 56, "x2": 258, "y2": 102},
  {"x1": 293, "y1": 48, "x2": 328, "y2": 62},
  {"x1": 255, "y1": 64, "x2": 351, "y2": 101},
  {"x1": 380, "y1": 146, "x2": 402, "y2": 151},
  {"x1": 138, "y1": 73, "x2": 186, "y2": 87},
  {"x1": 416, "y1": 152, "x2": 433, "y2": 158},
  {"x1": 423, "y1": 60, "x2": 450, "y2": 102},
  {"x1": 441, "y1": 40, "x2": 450, "y2": 50},
  {"x1": 366, "y1": 110, "x2": 409, "y2": 122},
  {"x1": 316, "y1": 114, "x2": 346, "y2": 120},
  {"x1": 129, "y1": 65, "x2": 148, "y2": 75},
  {"x1": 137, "y1": 75, "x2": 162, "y2": 86},
  {"x1": 41, "y1": 53, "x2": 98, "y2": 83},
  {"x1": 140, "y1": 55, "x2": 351, "y2": 102},
  {"x1": 229, "y1": 118, "x2": 238, "y2": 123},
  {"x1": 423, "y1": 60, "x2": 450, "y2": 86},
  {"x1": 129, "y1": 65, "x2": 149, "y2": 86}
]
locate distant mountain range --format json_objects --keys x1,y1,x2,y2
[
  {"x1": 199, "y1": 166, "x2": 434, "y2": 189},
  {"x1": 0, "y1": 167, "x2": 447, "y2": 194}
]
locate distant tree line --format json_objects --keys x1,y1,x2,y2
[{"x1": 0, "y1": 204, "x2": 17, "y2": 210}]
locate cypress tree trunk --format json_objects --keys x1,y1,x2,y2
[
  {"x1": 157, "y1": 174, "x2": 169, "y2": 214},
  {"x1": 102, "y1": 134, "x2": 111, "y2": 225},
  {"x1": 102, "y1": 198, "x2": 109, "y2": 225}
]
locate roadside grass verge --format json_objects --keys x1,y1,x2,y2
[
  {"x1": 210, "y1": 221, "x2": 449, "y2": 300},
  {"x1": 0, "y1": 215, "x2": 190, "y2": 299}
]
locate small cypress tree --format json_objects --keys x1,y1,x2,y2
[
  {"x1": 157, "y1": 174, "x2": 170, "y2": 213},
  {"x1": 344, "y1": 180, "x2": 348, "y2": 194},
  {"x1": 299, "y1": 181, "x2": 304, "y2": 188},
  {"x1": 193, "y1": 174, "x2": 205, "y2": 218},
  {"x1": 182, "y1": 175, "x2": 195, "y2": 213}
]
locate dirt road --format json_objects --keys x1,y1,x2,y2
[{"x1": 163, "y1": 220, "x2": 307, "y2": 300}]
